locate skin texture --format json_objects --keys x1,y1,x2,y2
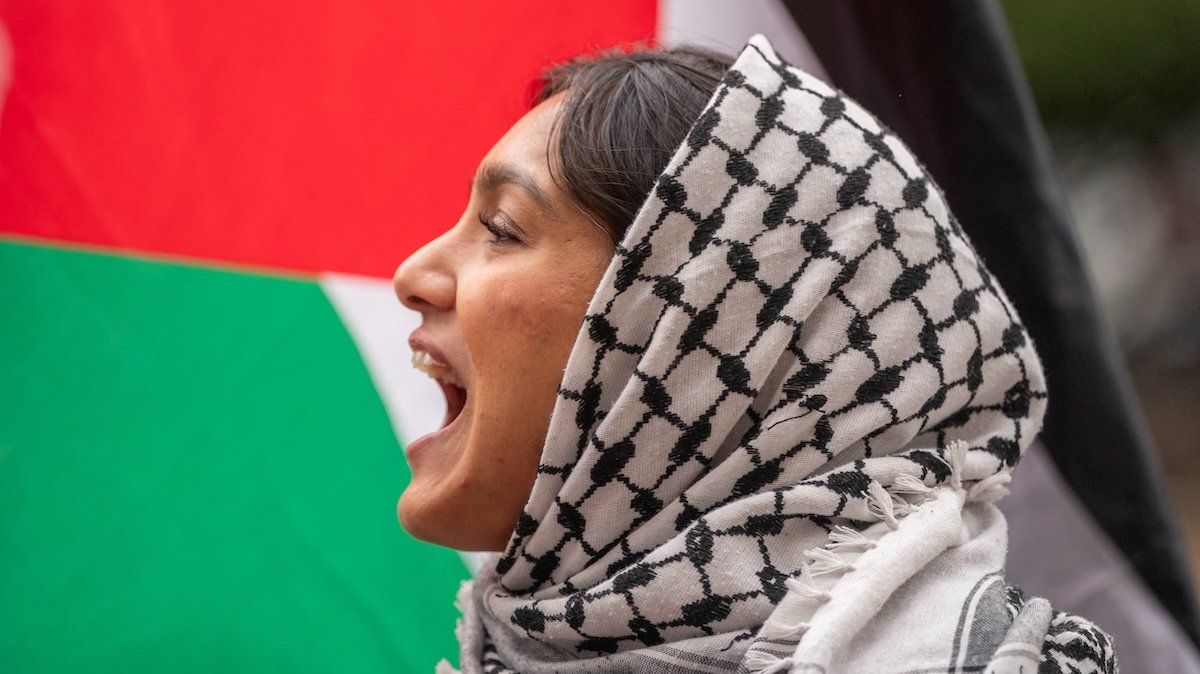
[{"x1": 392, "y1": 94, "x2": 614, "y2": 552}]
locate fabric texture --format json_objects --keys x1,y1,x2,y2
[
  {"x1": 449, "y1": 35, "x2": 1115, "y2": 673},
  {"x1": 786, "y1": 0, "x2": 1200, "y2": 646}
]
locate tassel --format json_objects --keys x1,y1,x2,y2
[
  {"x1": 867, "y1": 481, "x2": 899, "y2": 529},
  {"x1": 805, "y1": 547, "x2": 850, "y2": 575},
  {"x1": 945, "y1": 439, "x2": 969, "y2": 491},
  {"x1": 827, "y1": 524, "x2": 876, "y2": 551},
  {"x1": 968, "y1": 471, "x2": 1012, "y2": 502},
  {"x1": 758, "y1": 657, "x2": 795, "y2": 674},
  {"x1": 890, "y1": 473, "x2": 933, "y2": 500},
  {"x1": 785, "y1": 574, "x2": 831, "y2": 602},
  {"x1": 771, "y1": 620, "x2": 811, "y2": 635},
  {"x1": 889, "y1": 494, "x2": 919, "y2": 517},
  {"x1": 745, "y1": 651, "x2": 795, "y2": 674}
]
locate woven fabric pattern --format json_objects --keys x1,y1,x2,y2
[{"x1": 453, "y1": 36, "x2": 1112, "y2": 674}]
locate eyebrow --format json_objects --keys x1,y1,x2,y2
[{"x1": 471, "y1": 162, "x2": 556, "y2": 215}]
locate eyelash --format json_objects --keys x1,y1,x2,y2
[{"x1": 479, "y1": 213, "x2": 520, "y2": 245}]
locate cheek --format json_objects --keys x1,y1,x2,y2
[
  {"x1": 420, "y1": 252, "x2": 606, "y2": 550},
  {"x1": 455, "y1": 259, "x2": 604, "y2": 481},
  {"x1": 461, "y1": 263, "x2": 599, "y2": 387}
]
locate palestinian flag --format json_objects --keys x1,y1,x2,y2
[
  {"x1": 15, "y1": 2, "x2": 1187, "y2": 672},
  {"x1": 0, "y1": 3, "x2": 656, "y2": 671}
]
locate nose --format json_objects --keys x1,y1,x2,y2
[{"x1": 393, "y1": 234, "x2": 456, "y2": 313}]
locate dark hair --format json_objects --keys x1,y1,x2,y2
[{"x1": 533, "y1": 45, "x2": 734, "y2": 242}]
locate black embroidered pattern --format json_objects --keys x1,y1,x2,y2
[
  {"x1": 1040, "y1": 611, "x2": 1118, "y2": 673},
  {"x1": 489, "y1": 38, "x2": 1045, "y2": 653},
  {"x1": 456, "y1": 36, "x2": 1100, "y2": 673}
]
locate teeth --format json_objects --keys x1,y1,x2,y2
[
  {"x1": 411, "y1": 349, "x2": 465, "y2": 389},
  {"x1": 411, "y1": 349, "x2": 446, "y2": 370}
]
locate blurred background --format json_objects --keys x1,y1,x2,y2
[
  {"x1": 1003, "y1": 0, "x2": 1200, "y2": 571},
  {"x1": 1, "y1": 1, "x2": 1197, "y2": 672}
]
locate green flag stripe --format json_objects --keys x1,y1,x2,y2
[{"x1": 0, "y1": 239, "x2": 467, "y2": 673}]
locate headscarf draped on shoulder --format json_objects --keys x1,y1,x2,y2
[{"x1": 448, "y1": 35, "x2": 1115, "y2": 674}]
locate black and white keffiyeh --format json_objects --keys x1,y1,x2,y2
[{"x1": 446, "y1": 36, "x2": 1116, "y2": 674}]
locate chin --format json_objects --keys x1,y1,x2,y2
[
  {"x1": 397, "y1": 481, "x2": 511, "y2": 552},
  {"x1": 396, "y1": 488, "x2": 434, "y2": 542}
]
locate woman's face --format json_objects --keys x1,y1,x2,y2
[{"x1": 392, "y1": 94, "x2": 614, "y2": 551}]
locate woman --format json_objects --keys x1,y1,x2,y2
[{"x1": 394, "y1": 35, "x2": 1116, "y2": 673}]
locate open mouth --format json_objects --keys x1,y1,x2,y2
[
  {"x1": 436, "y1": 378, "x2": 467, "y2": 430},
  {"x1": 412, "y1": 348, "x2": 468, "y2": 431}
]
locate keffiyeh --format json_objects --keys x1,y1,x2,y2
[{"x1": 448, "y1": 36, "x2": 1115, "y2": 673}]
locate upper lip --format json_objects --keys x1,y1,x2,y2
[{"x1": 408, "y1": 331, "x2": 464, "y2": 386}]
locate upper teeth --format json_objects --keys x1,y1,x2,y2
[{"x1": 412, "y1": 349, "x2": 464, "y2": 388}]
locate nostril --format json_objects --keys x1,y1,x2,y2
[
  {"x1": 399, "y1": 289, "x2": 453, "y2": 314},
  {"x1": 394, "y1": 266, "x2": 453, "y2": 309}
]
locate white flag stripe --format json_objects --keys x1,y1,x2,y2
[{"x1": 320, "y1": 272, "x2": 488, "y2": 573}]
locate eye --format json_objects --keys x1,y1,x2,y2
[{"x1": 478, "y1": 213, "x2": 521, "y2": 246}]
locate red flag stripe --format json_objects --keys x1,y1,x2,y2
[{"x1": 0, "y1": 2, "x2": 657, "y2": 278}]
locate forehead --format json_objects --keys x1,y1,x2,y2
[{"x1": 480, "y1": 94, "x2": 565, "y2": 179}]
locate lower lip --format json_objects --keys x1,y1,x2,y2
[{"x1": 404, "y1": 408, "x2": 463, "y2": 460}]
